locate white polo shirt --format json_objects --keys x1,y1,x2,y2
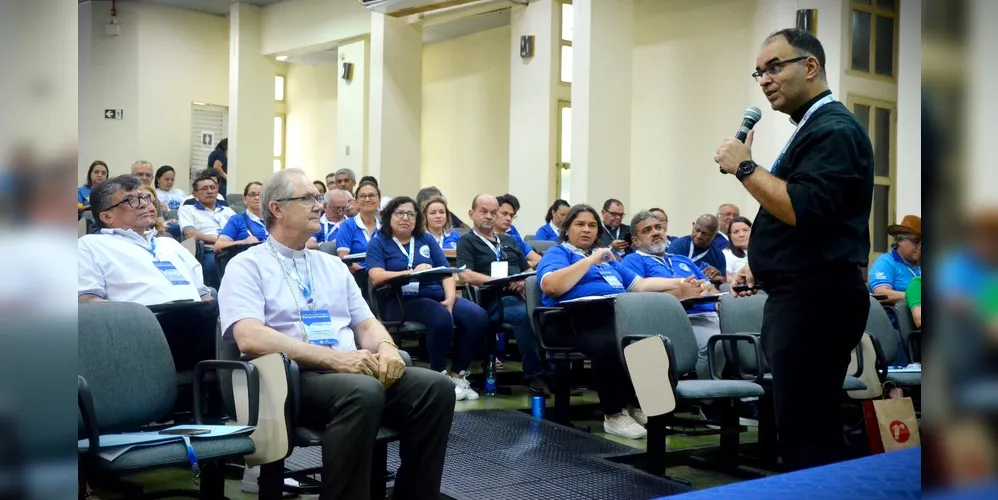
[
  {"x1": 178, "y1": 202, "x2": 236, "y2": 248},
  {"x1": 78, "y1": 228, "x2": 210, "y2": 304},
  {"x1": 218, "y1": 238, "x2": 373, "y2": 350}
]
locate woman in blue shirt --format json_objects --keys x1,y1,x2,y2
[
  {"x1": 336, "y1": 181, "x2": 382, "y2": 273},
  {"x1": 78, "y1": 160, "x2": 108, "y2": 215},
  {"x1": 535, "y1": 199, "x2": 570, "y2": 242},
  {"x1": 215, "y1": 182, "x2": 266, "y2": 253},
  {"x1": 537, "y1": 204, "x2": 705, "y2": 439},
  {"x1": 421, "y1": 197, "x2": 461, "y2": 251},
  {"x1": 367, "y1": 197, "x2": 488, "y2": 402}
]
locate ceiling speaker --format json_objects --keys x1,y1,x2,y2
[{"x1": 796, "y1": 9, "x2": 818, "y2": 35}]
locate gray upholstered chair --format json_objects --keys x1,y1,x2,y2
[
  {"x1": 318, "y1": 241, "x2": 338, "y2": 256},
  {"x1": 78, "y1": 302, "x2": 259, "y2": 499},
  {"x1": 528, "y1": 239, "x2": 556, "y2": 255},
  {"x1": 893, "y1": 299, "x2": 920, "y2": 363},
  {"x1": 867, "y1": 296, "x2": 921, "y2": 387}
]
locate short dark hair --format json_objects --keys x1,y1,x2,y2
[
  {"x1": 766, "y1": 28, "x2": 826, "y2": 78},
  {"x1": 355, "y1": 180, "x2": 381, "y2": 199},
  {"x1": 192, "y1": 174, "x2": 217, "y2": 192},
  {"x1": 559, "y1": 204, "x2": 603, "y2": 246},
  {"x1": 91, "y1": 174, "x2": 142, "y2": 229},
  {"x1": 416, "y1": 186, "x2": 443, "y2": 208},
  {"x1": 649, "y1": 207, "x2": 667, "y2": 222},
  {"x1": 154, "y1": 165, "x2": 174, "y2": 189},
  {"x1": 243, "y1": 181, "x2": 263, "y2": 196},
  {"x1": 602, "y1": 198, "x2": 623, "y2": 211},
  {"x1": 379, "y1": 196, "x2": 424, "y2": 239},
  {"x1": 216, "y1": 138, "x2": 228, "y2": 151},
  {"x1": 545, "y1": 199, "x2": 570, "y2": 223},
  {"x1": 359, "y1": 175, "x2": 378, "y2": 187},
  {"x1": 727, "y1": 216, "x2": 753, "y2": 258},
  {"x1": 497, "y1": 193, "x2": 520, "y2": 213},
  {"x1": 85, "y1": 160, "x2": 108, "y2": 188}
]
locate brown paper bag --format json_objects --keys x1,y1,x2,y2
[{"x1": 871, "y1": 396, "x2": 921, "y2": 452}]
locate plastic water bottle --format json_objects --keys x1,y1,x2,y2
[
  {"x1": 531, "y1": 395, "x2": 545, "y2": 419},
  {"x1": 485, "y1": 354, "x2": 498, "y2": 395}
]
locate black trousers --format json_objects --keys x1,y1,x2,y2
[
  {"x1": 556, "y1": 303, "x2": 637, "y2": 416},
  {"x1": 298, "y1": 367, "x2": 456, "y2": 500},
  {"x1": 760, "y1": 265, "x2": 869, "y2": 471}
]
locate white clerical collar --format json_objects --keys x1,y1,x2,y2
[
  {"x1": 269, "y1": 237, "x2": 307, "y2": 259},
  {"x1": 100, "y1": 227, "x2": 156, "y2": 242}
]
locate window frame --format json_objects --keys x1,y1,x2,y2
[
  {"x1": 846, "y1": 0, "x2": 900, "y2": 83},
  {"x1": 274, "y1": 114, "x2": 286, "y2": 173},
  {"x1": 847, "y1": 94, "x2": 897, "y2": 260},
  {"x1": 555, "y1": 100, "x2": 571, "y2": 202},
  {"x1": 559, "y1": 0, "x2": 572, "y2": 84}
]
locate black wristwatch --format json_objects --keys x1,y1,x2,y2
[{"x1": 735, "y1": 160, "x2": 758, "y2": 182}]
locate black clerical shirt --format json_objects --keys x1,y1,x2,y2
[{"x1": 748, "y1": 90, "x2": 875, "y2": 281}]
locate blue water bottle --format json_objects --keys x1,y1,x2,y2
[
  {"x1": 496, "y1": 331, "x2": 506, "y2": 354},
  {"x1": 531, "y1": 395, "x2": 545, "y2": 419},
  {"x1": 485, "y1": 354, "x2": 497, "y2": 395}
]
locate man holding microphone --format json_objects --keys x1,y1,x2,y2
[{"x1": 713, "y1": 28, "x2": 874, "y2": 470}]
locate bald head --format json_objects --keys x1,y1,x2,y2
[
  {"x1": 469, "y1": 194, "x2": 498, "y2": 234},
  {"x1": 691, "y1": 214, "x2": 719, "y2": 248}
]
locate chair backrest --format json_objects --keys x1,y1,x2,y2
[
  {"x1": 146, "y1": 299, "x2": 221, "y2": 373},
  {"x1": 524, "y1": 275, "x2": 542, "y2": 334},
  {"x1": 82, "y1": 211, "x2": 97, "y2": 235},
  {"x1": 218, "y1": 242, "x2": 260, "y2": 279},
  {"x1": 893, "y1": 300, "x2": 917, "y2": 356},
  {"x1": 79, "y1": 302, "x2": 177, "y2": 433},
  {"x1": 318, "y1": 241, "x2": 338, "y2": 256},
  {"x1": 78, "y1": 216, "x2": 88, "y2": 238},
  {"x1": 529, "y1": 239, "x2": 556, "y2": 255},
  {"x1": 455, "y1": 227, "x2": 471, "y2": 236},
  {"x1": 865, "y1": 295, "x2": 898, "y2": 365},
  {"x1": 614, "y1": 292, "x2": 699, "y2": 376},
  {"x1": 524, "y1": 234, "x2": 535, "y2": 242},
  {"x1": 717, "y1": 293, "x2": 768, "y2": 373},
  {"x1": 231, "y1": 204, "x2": 246, "y2": 214},
  {"x1": 226, "y1": 194, "x2": 245, "y2": 206}
]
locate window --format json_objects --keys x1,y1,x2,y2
[
  {"x1": 848, "y1": 95, "x2": 896, "y2": 258},
  {"x1": 275, "y1": 75, "x2": 285, "y2": 101},
  {"x1": 848, "y1": 0, "x2": 898, "y2": 80},
  {"x1": 556, "y1": 101, "x2": 571, "y2": 202},
  {"x1": 274, "y1": 115, "x2": 285, "y2": 173},
  {"x1": 559, "y1": 1, "x2": 572, "y2": 84}
]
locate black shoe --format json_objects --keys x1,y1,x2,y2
[
  {"x1": 569, "y1": 385, "x2": 586, "y2": 396},
  {"x1": 528, "y1": 377, "x2": 552, "y2": 397}
]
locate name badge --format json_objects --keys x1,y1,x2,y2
[
  {"x1": 154, "y1": 261, "x2": 190, "y2": 285},
  {"x1": 491, "y1": 261, "x2": 509, "y2": 279},
  {"x1": 599, "y1": 269, "x2": 624, "y2": 290},
  {"x1": 401, "y1": 281, "x2": 420, "y2": 296},
  {"x1": 302, "y1": 310, "x2": 338, "y2": 346}
]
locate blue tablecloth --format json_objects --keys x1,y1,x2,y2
[
  {"x1": 924, "y1": 483, "x2": 998, "y2": 500},
  {"x1": 664, "y1": 447, "x2": 921, "y2": 499}
]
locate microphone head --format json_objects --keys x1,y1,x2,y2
[{"x1": 744, "y1": 106, "x2": 762, "y2": 125}]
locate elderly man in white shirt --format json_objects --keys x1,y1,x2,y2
[
  {"x1": 219, "y1": 168, "x2": 454, "y2": 500},
  {"x1": 79, "y1": 174, "x2": 212, "y2": 304},
  {"x1": 180, "y1": 175, "x2": 236, "y2": 289}
]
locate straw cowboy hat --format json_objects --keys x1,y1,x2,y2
[{"x1": 887, "y1": 215, "x2": 921, "y2": 239}]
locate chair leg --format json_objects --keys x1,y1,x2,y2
[
  {"x1": 553, "y1": 361, "x2": 572, "y2": 425},
  {"x1": 258, "y1": 461, "x2": 285, "y2": 500},
  {"x1": 198, "y1": 460, "x2": 226, "y2": 500},
  {"x1": 370, "y1": 443, "x2": 389, "y2": 500},
  {"x1": 646, "y1": 415, "x2": 667, "y2": 477}
]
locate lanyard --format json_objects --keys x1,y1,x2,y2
[
  {"x1": 147, "y1": 236, "x2": 158, "y2": 260},
  {"x1": 181, "y1": 435, "x2": 200, "y2": 485},
  {"x1": 562, "y1": 242, "x2": 606, "y2": 268},
  {"x1": 688, "y1": 243, "x2": 709, "y2": 263},
  {"x1": 476, "y1": 232, "x2": 502, "y2": 261},
  {"x1": 268, "y1": 241, "x2": 315, "y2": 308},
  {"x1": 430, "y1": 231, "x2": 445, "y2": 249},
  {"x1": 637, "y1": 250, "x2": 673, "y2": 274},
  {"x1": 772, "y1": 94, "x2": 835, "y2": 173},
  {"x1": 905, "y1": 263, "x2": 920, "y2": 278},
  {"x1": 324, "y1": 222, "x2": 336, "y2": 240},
  {"x1": 603, "y1": 224, "x2": 621, "y2": 240},
  {"x1": 392, "y1": 237, "x2": 415, "y2": 270}
]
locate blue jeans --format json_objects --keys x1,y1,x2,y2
[
  {"x1": 489, "y1": 296, "x2": 545, "y2": 381},
  {"x1": 201, "y1": 249, "x2": 219, "y2": 290},
  {"x1": 390, "y1": 297, "x2": 487, "y2": 373}
]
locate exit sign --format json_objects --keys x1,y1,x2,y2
[{"x1": 104, "y1": 109, "x2": 123, "y2": 120}]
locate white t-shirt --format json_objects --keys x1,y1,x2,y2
[
  {"x1": 178, "y1": 202, "x2": 236, "y2": 248},
  {"x1": 218, "y1": 239, "x2": 374, "y2": 350},
  {"x1": 157, "y1": 188, "x2": 187, "y2": 212},
  {"x1": 78, "y1": 228, "x2": 210, "y2": 304},
  {"x1": 722, "y1": 248, "x2": 748, "y2": 276}
]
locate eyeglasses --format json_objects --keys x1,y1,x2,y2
[
  {"x1": 392, "y1": 210, "x2": 417, "y2": 220},
  {"x1": 357, "y1": 193, "x2": 379, "y2": 201},
  {"x1": 606, "y1": 211, "x2": 625, "y2": 219},
  {"x1": 196, "y1": 185, "x2": 218, "y2": 193},
  {"x1": 103, "y1": 193, "x2": 152, "y2": 213},
  {"x1": 328, "y1": 205, "x2": 346, "y2": 213},
  {"x1": 276, "y1": 194, "x2": 325, "y2": 206},
  {"x1": 245, "y1": 193, "x2": 261, "y2": 198},
  {"x1": 752, "y1": 56, "x2": 808, "y2": 82}
]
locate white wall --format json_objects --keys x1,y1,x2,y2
[
  {"x1": 285, "y1": 62, "x2": 339, "y2": 182},
  {"x1": 421, "y1": 26, "x2": 511, "y2": 208},
  {"x1": 338, "y1": 39, "x2": 370, "y2": 176},
  {"x1": 261, "y1": 0, "x2": 371, "y2": 55},
  {"x1": 229, "y1": 3, "x2": 277, "y2": 194},
  {"x1": 895, "y1": 0, "x2": 920, "y2": 216}
]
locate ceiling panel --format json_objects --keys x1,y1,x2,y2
[{"x1": 79, "y1": 0, "x2": 287, "y2": 17}]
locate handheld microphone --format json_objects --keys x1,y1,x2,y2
[{"x1": 720, "y1": 106, "x2": 763, "y2": 173}]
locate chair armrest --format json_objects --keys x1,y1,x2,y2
[
  {"x1": 193, "y1": 360, "x2": 260, "y2": 427},
  {"x1": 531, "y1": 306, "x2": 576, "y2": 352},
  {"x1": 908, "y1": 330, "x2": 921, "y2": 363},
  {"x1": 622, "y1": 335, "x2": 678, "y2": 390},
  {"x1": 373, "y1": 284, "x2": 408, "y2": 329},
  {"x1": 707, "y1": 334, "x2": 764, "y2": 383},
  {"x1": 852, "y1": 340, "x2": 865, "y2": 378},
  {"x1": 398, "y1": 350, "x2": 413, "y2": 367},
  {"x1": 866, "y1": 333, "x2": 889, "y2": 382},
  {"x1": 78, "y1": 375, "x2": 101, "y2": 464}
]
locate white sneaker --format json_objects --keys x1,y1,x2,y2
[
  {"x1": 453, "y1": 370, "x2": 480, "y2": 400},
  {"x1": 628, "y1": 406, "x2": 648, "y2": 426},
  {"x1": 443, "y1": 370, "x2": 467, "y2": 401},
  {"x1": 240, "y1": 465, "x2": 301, "y2": 495},
  {"x1": 604, "y1": 411, "x2": 647, "y2": 439}
]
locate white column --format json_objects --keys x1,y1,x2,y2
[
  {"x1": 229, "y1": 3, "x2": 275, "y2": 193},
  {"x1": 508, "y1": 0, "x2": 559, "y2": 232},
  {"x1": 337, "y1": 39, "x2": 369, "y2": 177},
  {"x1": 570, "y1": 0, "x2": 633, "y2": 208},
  {"x1": 967, "y1": 0, "x2": 998, "y2": 208},
  {"x1": 895, "y1": 0, "x2": 920, "y2": 216},
  {"x1": 368, "y1": 13, "x2": 422, "y2": 195}
]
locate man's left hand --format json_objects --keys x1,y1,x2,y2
[
  {"x1": 375, "y1": 347, "x2": 406, "y2": 388},
  {"x1": 715, "y1": 129, "x2": 754, "y2": 174},
  {"x1": 201, "y1": 294, "x2": 215, "y2": 302}
]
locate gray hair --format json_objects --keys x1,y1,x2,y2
[
  {"x1": 325, "y1": 188, "x2": 353, "y2": 204},
  {"x1": 130, "y1": 160, "x2": 152, "y2": 173},
  {"x1": 333, "y1": 168, "x2": 356, "y2": 183},
  {"x1": 416, "y1": 186, "x2": 444, "y2": 208},
  {"x1": 91, "y1": 174, "x2": 142, "y2": 229},
  {"x1": 629, "y1": 210, "x2": 659, "y2": 232},
  {"x1": 262, "y1": 168, "x2": 308, "y2": 228}
]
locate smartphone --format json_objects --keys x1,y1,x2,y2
[
  {"x1": 621, "y1": 232, "x2": 631, "y2": 243},
  {"x1": 872, "y1": 294, "x2": 888, "y2": 300},
  {"x1": 732, "y1": 284, "x2": 756, "y2": 294},
  {"x1": 159, "y1": 428, "x2": 211, "y2": 436}
]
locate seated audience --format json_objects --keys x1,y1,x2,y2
[
  {"x1": 417, "y1": 186, "x2": 467, "y2": 229},
  {"x1": 330, "y1": 167, "x2": 357, "y2": 193},
  {"x1": 154, "y1": 165, "x2": 186, "y2": 211},
  {"x1": 179, "y1": 175, "x2": 236, "y2": 289},
  {"x1": 360, "y1": 175, "x2": 392, "y2": 211},
  {"x1": 668, "y1": 214, "x2": 727, "y2": 285},
  {"x1": 313, "y1": 180, "x2": 327, "y2": 195},
  {"x1": 869, "y1": 215, "x2": 922, "y2": 304},
  {"x1": 422, "y1": 197, "x2": 461, "y2": 251},
  {"x1": 495, "y1": 194, "x2": 541, "y2": 268},
  {"x1": 456, "y1": 194, "x2": 549, "y2": 394},
  {"x1": 538, "y1": 204, "x2": 706, "y2": 438},
  {"x1": 534, "y1": 199, "x2": 570, "y2": 242},
  {"x1": 599, "y1": 198, "x2": 631, "y2": 257},
  {"x1": 648, "y1": 207, "x2": 676, "y2": 244},
  {"x1": 218, "y1": 169, "x2": 454, "y2": 499},
  {"x1": 336, "y1": 180, "x2": 382, "y2": 272},
  {"x1": 712, "y1": 203, "x2": 740, "y2": 251},
  {"x1": 906, "y1": 274, "x2": 921, "y2": 329},
  {"x1": 78, "y1": 160, "x2": 108, "y2": 215},
  {"x1": 312, "y1": 188, "x2": 352, "y2": 246},
  {"x1": 79, "y1": 174, "x2": 211, "y2": 304},
  {"x1": 622, "y1": 211, "x2": 723, "y2": 380},
  {"x1": 723, "y1": 216, "x2": 752, "y2": 281},
  {"x1": 214, "y1": 182, "x2": 267, "y2": 253},
  {"x1": 131, "y1": 160, "x2": 154, "y2": 188},
  {"x1": 139, "y1": 185, "x2": 169, "y2": 237},
  {"x1": 366, "y1": 196, "x2": 488, "y2": 401}
]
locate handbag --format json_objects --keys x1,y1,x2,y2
[{"x1": 863, "y1": 382, "x2": 921, "y2": 454}]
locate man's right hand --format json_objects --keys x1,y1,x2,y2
[
  {"x1": 413, "y1": 263, "x2": 433, "y2": 272},
  {"x1": 610, "y1": 239, "x2": 629, "y2": 252},
  {"x1": 325, "y1": 349, "x2": 380, "y2": 376},
  {"x1": 587, "y1": 248, "x2": 615, "y2": 266},
  {"x1": 733, "y1": 265, "x2": 757, "y2": 297},
  {"x1": 677, "y1": 276, "x2": 709, "y2": 300},
  {"x1": 245, "y1": 234, "x2": 260, "y2": 244}
]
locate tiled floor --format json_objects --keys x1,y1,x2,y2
[{"x1": 92, "y1": 359, "x2": 760, "y2": 499}]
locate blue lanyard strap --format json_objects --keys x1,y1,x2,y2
[
  {"x1": 268, "y1": 242, "x2": 315, "y2": 306},
  {"x1": 393, "y1": 237, "x2": 415, "y2": 270},
  {"x1": 476, "y1": 232, "x2": 502, "y2": 261},
  {"x1": 772, "y1": 94, "x2": 836, "y2": 173},
  {"x1": 148, "y1": 236, "x2": 157, "y2": 260},
  {"x1": 181, "y1": 435, "x2": 200, "y2": 485}
]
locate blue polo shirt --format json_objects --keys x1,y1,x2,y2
[
  {"x1": 939, "y1": 249, "x2": 996, "y2": 300},
  {"x1": 366, "y1": 232, "x2": 447, "y2": 301},
  {"x1": 712, "y1": 233, "x2": 730, "y2": 252},
  {"x1": 868, "y1": 249, "x2": 921, "y2": 292},
  {"x1": 218, "y1": 211, "x2": 268, "y2": 242},
  {"x1": 78, "y1": 185, "x2": 92, "y2": 205},
  {"x1": 313, "y1": 215, "x2": 343, "y2": 244},
  {"x1": 429, "y1": 229, "x2": 461, "y2": 250},
  {"x1": 667, "y1": 235, "x2": 728, "y2": 277},
  {"x1": 534, "y1": 222, "x2": 560, "y2": 242},
  {"x1": 622, "y1": 252, "x2": 714, "y2": 315},
  {"x1": 537, "y1": 243, "x2": 639, "y2": 307},
  {"x1": 335, "y1": 215, "x2": 382, "y2": 268},
  {"x1": 504, "y1": 225, "x2": 533, "y2": 257}
]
